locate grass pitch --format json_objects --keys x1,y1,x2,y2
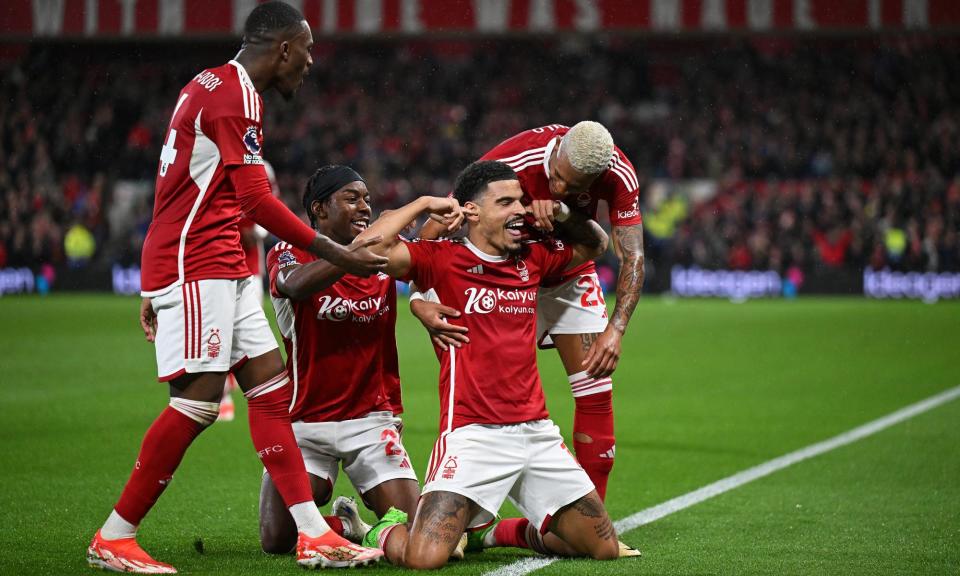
[{"x1": 0, "y1": 295, "x2": 957, "y2": 575}]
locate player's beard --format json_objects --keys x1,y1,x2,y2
[{"x1": 503, "y1": 234, "x2": 524, "y2": 255}]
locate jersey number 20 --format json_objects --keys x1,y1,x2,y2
[{"x1": 578, "y1": 276, "x2": 606, "y2": 308}]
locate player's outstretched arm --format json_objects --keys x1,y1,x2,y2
[
  {"x1": 551, "y1": 202, "x2": 609, "y2": 270},
  {"x1": 228, "y1": 164, "x2": 388, "y2": 277},
  {"x1": 418, "y1": 215, "x2": 448, "y2": 240},
  {"x1": 356, "y1": 196, "x2": 465, "y2": 277},
  {"x1": 272, "y1": 238, "x2": 385, "y2": 301}
]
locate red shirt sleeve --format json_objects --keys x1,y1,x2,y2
[
  {"x1": 402, "y1": 239, "x2": 442, "y2": 289},
  {"x1": 606, "y1": 148, "x2": 643, "y2": 227},
  {"x1": 266, "y1": 243, "x2": 306, "y2": 298},
  {"x1": 533, "y1": 238, "x2": 574, "y2": 279},
  {"x1": 227, "y1": 165, "x2": 317, "y2": 249},
  {"x1": 206, "y1": 115, "x2": 265, "y2": 168},
  {"x1": 205, "y1": 105, "x2": 317, "y2": 250}
]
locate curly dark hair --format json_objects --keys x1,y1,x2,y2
[
  {"x1": 452, "y1": 161, "x2": 518, "y2": 206},
  {"x1": 242, "y1": 1, "x2": 304, "y2": 47}
]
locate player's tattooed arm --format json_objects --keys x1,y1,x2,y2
[
  {"x1": 610, "y1": 223, "x2": 645, "y2": 334},
  {"x1": 581, "y1": 223, "x2": 643, "y2": 377}
]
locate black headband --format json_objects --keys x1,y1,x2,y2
[{"x1": 302, "y1": 165, "x2": 365, "y2": 214}]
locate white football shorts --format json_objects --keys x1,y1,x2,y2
[
  {"x1": 291, "y1": 411, "x2": 418, "y2": 496},
  {"x1": 421, "y1": 419, "x2": 595, "y2": 533},
  {"x1": 152, "y1": 276, "x2": 278, "y2": 381},
  {"x1": 536, "y1": 273, "x2": 609, "y2": 348},
  {"x1": 249, "y1": 274, "x2": 265, "y2": 310}
]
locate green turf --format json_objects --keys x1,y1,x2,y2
[{"x1": 0, "y1": 295, "x2": 957, "y2": 575}]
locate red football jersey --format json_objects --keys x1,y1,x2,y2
[
  {"x1": 267, "y1": 242, "x2": 401, "y2": 422},
  {"x1": 404, "y1": 238, "x2": 573, "y2": 432},
  {"x1": 480, "y1": 124, "x2": 642, "y2": 284},
  {"x1": 141, "y1": 60, "x2": 267, "y2": 295}
]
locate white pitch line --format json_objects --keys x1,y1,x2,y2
[{"x1": 482, "y1": 384, "x2": 960, "y2": 576}]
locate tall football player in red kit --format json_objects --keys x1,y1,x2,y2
[
  {"x1": 257, "y1": 166, "x2": 429, "y2": 554},
  {"x1": 218, "y1": 161, "x2": 275, "y2": 423},
  {"x1": 415, "y1": 122, "x2": 645, "y2": 506},
  {"x1": 355, "y1": 161, "x2": 619, "y2": 569},
  {"x1": 87, "y1": 2, "x2": 385, "y2": 572}
]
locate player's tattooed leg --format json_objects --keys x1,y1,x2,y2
[
  {"x1": 572, "y1": 494, "x2": 617, "y2": 541},
  {"x1": 418, "y1": 492, "x2": 469, "y2": 547},
  {"x1": 400, "y1": 491, "x2": 474, "y2": 569},
  {"x1": 579, "y1": 332, "x2": 600, "y2": 353},
  {"x1": 548, "y1": 490, "x2": 619, "y2": 560}
]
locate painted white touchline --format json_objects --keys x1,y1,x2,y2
[{"x1": 482, "y1": 384, "x2": 960, "y2": 576}]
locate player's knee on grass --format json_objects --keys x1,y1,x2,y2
[
  {"x1": 259, "y1": 521, "x2": 296, "y2": 554},
  {"x1": 258, "y1": 473, "x2": 298, "y2": 554},
  {"x1": 587, "y1": 534, "x2": 619, "y2": 560},
  {"x1": 259, "y1": 472, "x2": 332, "y2": 554},
  {"x1": 402, "y1": 543, "x2": 450, "y2": 570},
  {"x1": 551, "y1": 492, "x2": 619, "y2": 560},
  {"x1": 403, "y1": 536, "x2": 456, "y2": 570}
]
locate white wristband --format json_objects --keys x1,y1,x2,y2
[
  {"x1": 409, "y1": 288, "x2": 438, "y2": 303},
  {"x1": 555, "y1": 202, "x2": 571, "y2": 223}
]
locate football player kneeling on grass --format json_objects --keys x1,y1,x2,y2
[
  {"x1": 353, "y1": 160, "x2": 620, "y2": 568},
  {"x1": 260, "y1": 165, "x2": 450, "y2": 556}
]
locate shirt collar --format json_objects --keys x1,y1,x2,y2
[
  {"x1": 463, "y1": 238, "x2": 507, "y2": 262},
  {"x1": 229, "y1": 59, "x2": 257, "y2": 92},
  {"x1": 542, "y1": 136, "x2": 559, "y2": 179}
]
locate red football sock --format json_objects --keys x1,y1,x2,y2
[
  {"x1": 114, "y1": 407, "x2": 205, "y2": 525},
  {"x1": 323, "y1": 515, "x2": 344, "y2": 536},
  {"x1": 573, "y1": 389, "x2": 615, "y2": 501},
  {"x1": 245, "y1": 373, "x2": 313, "y2": 506},
  {"x1": 493, "y1": 518, "x2": 531, "y2": 549}
]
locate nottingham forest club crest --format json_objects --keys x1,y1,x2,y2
[
  {"x1": 441, "y1": 456, "x2": 458, "y2": 480},
  {"x1": 206, "y1": 328, "x2": 222, "y2": 359},
  {"x1": 515, "y1": 257, "x2": 529, "y2": 281}
]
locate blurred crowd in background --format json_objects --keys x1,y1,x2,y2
[{"x1": 1, "y1": 37, "x2": 958, "y2": 281}]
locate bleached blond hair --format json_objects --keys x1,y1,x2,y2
[{"x1": 559, "y1": 121, "x2": 614, "y2": 175}]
